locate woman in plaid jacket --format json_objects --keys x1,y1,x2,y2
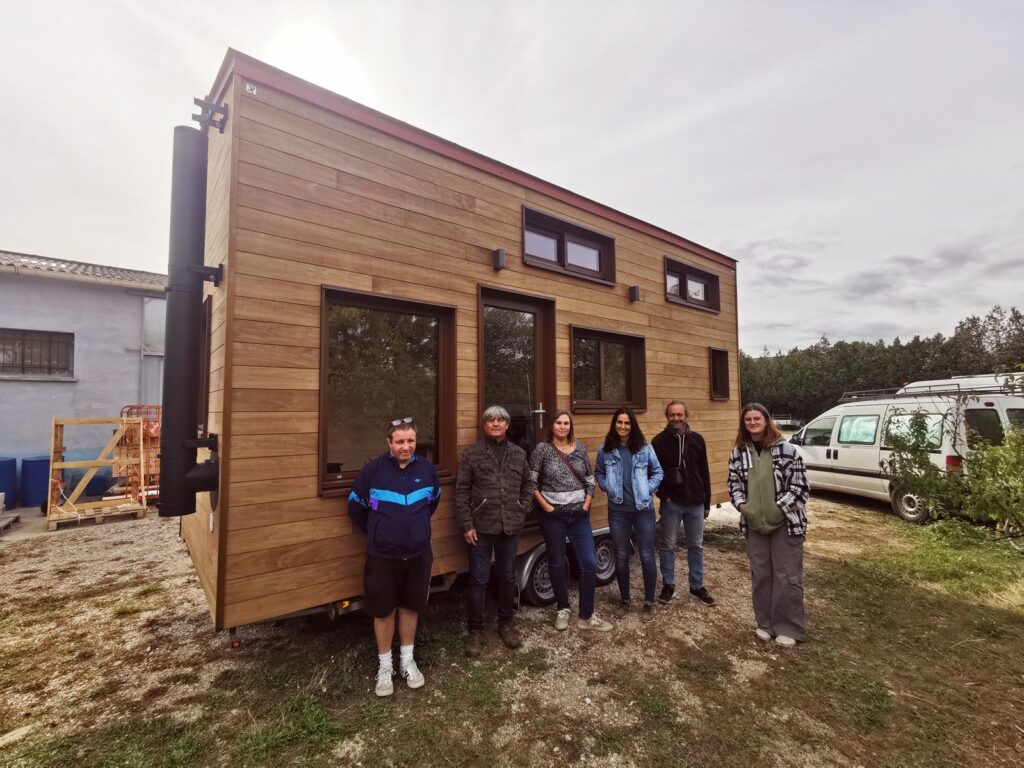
[{"x1": 727, "y1": 403, "x2": 810, "y2": 647}]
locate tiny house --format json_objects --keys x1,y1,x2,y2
[{"x1": 162, "y1": 50, "x2": 740, "y2": 630}]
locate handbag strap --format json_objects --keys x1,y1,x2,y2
[{"x1": 553, "y1": 444, "x2": 587, "y2": 488}]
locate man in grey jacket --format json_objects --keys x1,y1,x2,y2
[{"x1": 455, "y1": 405, "x2": 535, "y2": 657}]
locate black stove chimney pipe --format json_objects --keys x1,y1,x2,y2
[{"x1": 159, "y1": 125, "x2": 217, "y2": 516}]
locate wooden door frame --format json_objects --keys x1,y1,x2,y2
[{"x1": 476, "y1": 285, "x2": 556, "y2": 441}]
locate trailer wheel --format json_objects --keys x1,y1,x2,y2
[
  {"x1": 522, "y1": 550, "x2": 559, "y2": 606},
  {"x1": 890, "y1": 488, "x2": 929, "y2": 523},
  {"x1": 594, "y1": 535, "x2": 616, "y2": 586}
]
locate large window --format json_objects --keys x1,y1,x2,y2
[
  {"x1": 709, "y1": 348, "x2": 730, "y2": 400},
  {"x1": 838, "y1": 414, "x2": 880, "y2": 445},
  {"x1": 320, "y1": 290, "x2": 455, "y2": 494},
  {"x1": 965, "y1": 408, "x2": 1004, "y2": 447},
  {"x1": 665, "y1": 257, "x2": 720, "y2": 312},
  {"x1": 883, "y1": 412, "x2": 943, "y2": 452},
  {"x1": 523, "y1": 207, "x2": 616, "y2": 284},
  {"x1": 570, "y1": 326, "x2": 646, "y2": 413},
  {"x1": 0, "y1": 328, "x2": 74, "y2": 377}
]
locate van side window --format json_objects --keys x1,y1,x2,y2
[
  {"x1": 883, "y1": 413, "x2": 943, "y2": 452},
  {"x1": 965, "y1": 409, "x2": 1004, "y2": 447},
  {"x1": 838, "y1": 414, "x2": 880, "y2": 445},
  {"x1": 803, "y1": 417, "x2": 836, "y2": 446},
  {"x1": 1007, "y1": 409, "x2": 1024, "y2": 429}
]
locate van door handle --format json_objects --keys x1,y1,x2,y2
[
  {"x1": 833, "y1": 449, "x2": 839, "y2": 460},
  {"x1": 826, "y1": 449, "x2": 831, "y2": 459}
]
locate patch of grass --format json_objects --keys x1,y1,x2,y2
[
  {"x1": 513, "y1": 647, "x2": 552, "y2": 673},
  {"x1": 162, "y1": 670, "x2": 199, "y2": 685},
  {"x1": 638, "y1": 693, "x2": 675, "y2": 723},
  {"x1": 591, "y1": 727, "x2": 633, "y2": 756},
  {"x1": 704, "y1": 525, "x2": 748, "y2": 552},
  {"x1": 133, "y1": 582, "x2": 164, "y2": 599},
  {"x1": 112, "y1": 599, "x2": 144, "y2": 617},
  {"x1": 777, "y1": 650, "x2": 893, "y2": 731},
  {"x1": 675, "y1": 652, "x2": 731, "y2": 690},
  {"x1": 87, "y1": 679, "x2": 122, "y2": 700},
  {"x1": 234, "y1": 694, "x2": 346, "y2": 767},
  {"x1": 440, "y1": 664, "x2": 502, "y2": 713}
]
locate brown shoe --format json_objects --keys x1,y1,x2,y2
[
  {"x1": 465, "y1": 629, "x2": 483, "y2": 657},
  {"x1": 498, "y1": 622, "x2": 522, "y2": 649},
  {"x1": 641, "y1": 602, "x2": 656, "y2": 623},
  {"x1": 612, "y1": 600, "x2": 630, "y2": 619}
]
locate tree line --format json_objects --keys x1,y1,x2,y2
[{"x1": 740, "y1": 305, "x2": 1024, "y2": 421}]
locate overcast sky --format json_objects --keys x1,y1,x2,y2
[{"x1": 2, "y1": 1, "x2": 1021, "y2": 353}]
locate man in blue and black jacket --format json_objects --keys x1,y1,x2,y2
[{"x1": 348, "y1": 417, "x2": 440, "y2": 697}]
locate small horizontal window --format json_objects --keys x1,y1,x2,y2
[
  {"x1": 665, "y1": 257, "x2": 720, "y2": 312},
  {"x1": 0, "y1": 328, "x2": 74, "y2": 376},
  {"x1": 709, "y1": 348, "x2": 730, "y2": 400},
  {"x1": 570, "y1": 326, "x2": 646, "y2": 413},
  {"x1": 523, "y1": 207, "x2": 616, "y2": 284}
]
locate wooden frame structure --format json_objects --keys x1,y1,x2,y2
[{"x1": 47, "y1": 417, "x2": 147, "y2": 530}]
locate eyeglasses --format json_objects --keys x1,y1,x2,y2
[{"x1": 388, "y1": 417, "x2": 415, "y2": 428}]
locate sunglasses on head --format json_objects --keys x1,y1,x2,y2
[{"x1": 388, "y1": 416, "x2": 415, "y2": 427}]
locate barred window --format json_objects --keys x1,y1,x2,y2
[{"x1": 0, "y1": 329, "x2": 74, "y2": 376}]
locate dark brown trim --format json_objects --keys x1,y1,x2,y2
[
  {"x1": 665, "y1": 255, "x2": 722, "y2": 313},
  {"x1": 569, "y1": 324, "x2": 647, "y2": 414},
  {"x1": 211, "y1": 49, "x2": 735, "y2": 268},
  {"x1": 709, "y1": 347, "x2": 730, "y2": 401},
  {"x1": 318, "y1": 286, "x2": 457, "y2": 497},
  {"x1": 196, "y1": 296, "x2": 213, "y2": 435}
]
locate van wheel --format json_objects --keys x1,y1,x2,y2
[
  {"x1": 890, "y1": 488, "x2": 929, "y2": 523},
  {"x1": 522, "y1": 551, "x2": 559, "y2": 606},
  {"x1": 595, "y1": 536, "x2": 616, "y2": 586}
]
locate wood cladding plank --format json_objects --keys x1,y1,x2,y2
[
  {"x1": 234, "y1": 319, "x2": 319, "y2": 348},
  {"x1": 227, "y1": 495, "x2": 340, "y2": 531},
  {"x1": 234, "y1": 272, "x2": 321, "y2": 306},
  {"x1": 231, "y1": 411, "x2": 318, "y2": 436},
  {"x1": 229, "y1": 431, "x2": 319, "y2": 459},
  {"x1": 232, "y1": 342, "x2": 319, "y2": 370},
  {"x1": 230, "y1": 475, "x2": 318, "y2": 508},
  {"x1": 223, "y1": 579, "x2": 360, "y2": 628},
  {"x1": 233, "y1": 365, "x2": 318, "y2": 390},
  {"x1": 225, "y1": 533, "x2": 358, "y2": 577},
  {"x1": 225, "y1": 555, "x2": 364, "y2": 604},
  {"x1": 231, "y1": 388, "x2": 319, "y2": 412},
  {"x1": 235, "y1": 296, "x2": 320, "y2": 327},
  {"x1": 231, "y1": 454, "x2": 318, "y2": 485},
  {"x1": 227, "y1": 515, "x2": 350, "y2": 555}
]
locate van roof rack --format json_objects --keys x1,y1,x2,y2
[{"x1": 838, "y1": 383, "x2": 1012, "y2": 403}]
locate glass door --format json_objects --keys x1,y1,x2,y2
[{"x1": 480, "y1": 289, "x2": 554, "y2": 455}]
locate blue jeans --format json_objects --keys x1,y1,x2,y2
[
  {"x1": 466, "y1": 532, "x2": 520, "y2": 630},
  {"x1": 538, "y1": 508, "x2": 598, "y2": 620},
  {"x1": 608, "y1": 503, "x2": 657, "y2": 604},
  {"x1": 659, "y1": 499, "x2": 705, "y2": 590}
]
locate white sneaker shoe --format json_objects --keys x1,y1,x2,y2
[
  {"x1": 755, "y1": 628, "x2": 772, "y2": 641},
  {"x1": 375, "y1": 667, "x2": 394, "y2": 697},
  {"x1": 577, "y1": 615, "x2": 613, "y2": 632},
  {"x1": 401, "y1": 660, "x2": 425, "y2": 689},
  {"x1": 775, "y1": 635, "x2": 796, "y2": 648},
  {"x1": 554, "y1": 608, "x2": 571, "y2": 631}
]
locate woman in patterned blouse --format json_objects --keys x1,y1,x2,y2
[{"x1": 530, "y1": 410, "x2": 613, "y2": 632}]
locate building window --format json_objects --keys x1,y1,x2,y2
[
  {"x1": 320, "y1": 289, "x2": 455, "y2": 495},
  {"x1": 570, "y1": 326, "x2": 646, "y2": 412},
  {"x1": 709, "y1": 348, "x2": 730, "y2": 400},
  {"x1": 0, "y1": 329, "x2": 74, "y2": 376},
  {"x1": 523, "y1": 207, "x2": 616, "y2": 284},
  {"x1": 665, "y1": 257, "x2": 720, "y2": 312}
]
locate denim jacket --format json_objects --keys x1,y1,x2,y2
[{"x1": 595, "y1": 444, "x2": 663, "y2": 510}]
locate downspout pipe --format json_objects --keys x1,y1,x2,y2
[{"x1": 159, "y1": 125, "x2": 217, "y2": 516}]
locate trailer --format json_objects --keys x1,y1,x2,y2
[{"x1": 160, "y1": 50, "x2": 741, "y2": 630}]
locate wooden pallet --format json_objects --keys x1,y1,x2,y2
[
  {"x1": 0, "y1": 512, "x2": 21, "y2": 536},
  {"x1": 46, "y1": 504, "x2": 145, "y2": 531}
]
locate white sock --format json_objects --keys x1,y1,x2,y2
[
  {"x1": 378, "y1": 651, "x2": 393, "y2": 672},
  {"x1": 399, "y1": 644, "x2": 414, "y2": 669}
]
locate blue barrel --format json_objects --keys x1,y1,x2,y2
[
  {"x1": 0, "y1": 457, "x2": 15, "y2": 508},
  {"x1": 20, "y1": 456, "x2": 51, "y2": 508}
]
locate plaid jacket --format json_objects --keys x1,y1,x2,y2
[{"x1": 727, "y1": 439, "x2": 810, "y2": 537}]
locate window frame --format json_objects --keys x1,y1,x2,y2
[
  {"x1": 837, "y1": 414, "x2": 881, "y2": 445},
  {"x1": 569, "y1": 324, "x2": 647, "y2": 414},
  {"x1": 0, "y1": 328, "x2": 75, "y2": 379},
  {"x1": 664, "y1": 256, "x2": 721, "y2": 313},
  {"x1": 522, "y1": 207, "x2": 616, "y2": 286},
  {"x1": 803, "y1": 416, "x2": 837, "y2": 447},
  {"x1": 709, "y1": 347, "x2": 730, "y2": 400},
  {"x1": 318, "y1": 286, "x2": 457, "y2": 497}
]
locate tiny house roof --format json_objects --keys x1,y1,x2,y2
[
  {"x1": 0, "y1": 249, "x2": 166, "y2": 292},
  {"x1": 210, "y1": 49, "x2": 736, "y2": 270}
]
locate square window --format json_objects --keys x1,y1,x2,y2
[
  {"x1": 665, "y1": 257, "x2": 720, "y2": 312},
  {"x1": 320, "y1": 290, "x2": 455, "y2": 495},
  {"x1": 522, "y1": 207, "x2": 616, "y2": 284},
  {"x1": 571, "y1": 326, "x2": 646, "y2": 412}
]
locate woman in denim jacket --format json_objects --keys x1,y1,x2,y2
[{"x1": 595, "y1": 408, "x2": 664, "y2": 622}]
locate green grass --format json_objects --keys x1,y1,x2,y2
[
  {"x1": 111, "y1": 600, "x2": 143, "y2": 617},
  {"x1": 234, "y1": 694, "x2": 346, "y2": 767},
  {"x1": 440, "y1": 664, "x2": 502, "y2": 714}
]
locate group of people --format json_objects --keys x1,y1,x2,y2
[{"x1": 347, "y1": 401, "x2": 810, "y2": 697}]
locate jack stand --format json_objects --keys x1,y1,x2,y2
[{"x1": 229, "y1": 627, "x2": 240, "y2": 649}]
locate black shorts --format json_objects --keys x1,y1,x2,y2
[{"x1": 362, "y1": 550, "x2": 433, "y2": 618}]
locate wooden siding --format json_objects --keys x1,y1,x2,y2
[{"x1": 203, "y1": 71, "x2": 739, "y2": 629}]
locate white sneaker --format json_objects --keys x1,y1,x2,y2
[
  {"x1": 755, "y1": 628, "x2": 772, "y2": 641},
  {"x1": 375, "y1": 667, "x2": 394, "y2": 697},
  {"x1": 554, "y1": 608, "x2": 571, "y2": 631},
  {"x1": 401, "y1": 660, "x2": 425, "y2": 689},
  {"x1": 775, "y1": 635, "x2": 796, "y2": 648},
  {"x1": 577, "y1": 615, "x2": 613, "y2": 632}
]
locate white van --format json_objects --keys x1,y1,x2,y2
[{"x1": 788, "y1": 375, "x2": 1024, "y2": 522}]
